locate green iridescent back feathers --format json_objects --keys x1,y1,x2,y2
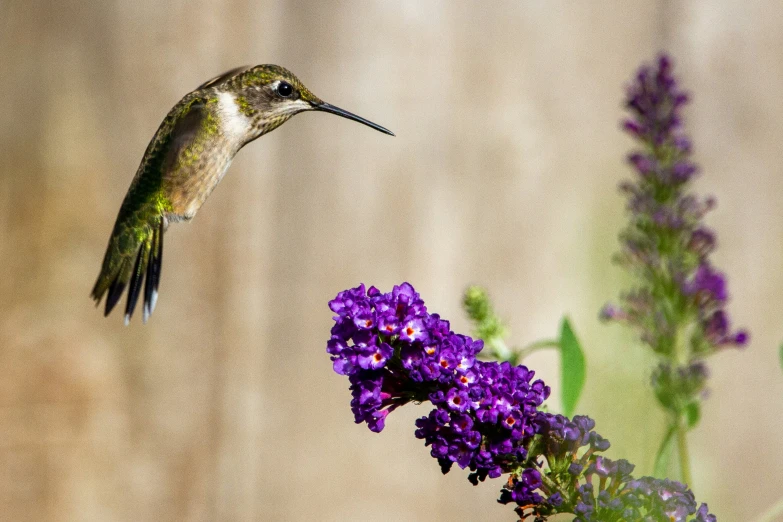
[{"x1": 89, "y1": 94, "x2": 198, "y2": 323}]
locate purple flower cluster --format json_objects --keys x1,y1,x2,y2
[
  {"x1": 570, "y1": 470, "x2": 716, "y2": 522},
  {"x1": 417, "y1": 359, "x2": 548, "y2": 480},
  {"x1": 498, "y1": 413, "x2": 716, "y2": 521},
  {"x1": 605, "y1": 54, "x2": 747, "y2": 351},
  {"x1": 327, "y1": 283, "x2": 716, "y2": 521},
  {"x1": 328, "y1": 283, "x2": 550, "y2": 478},
  {"x1": 603, "y1": 54, "x2": 747, "y2": 417}
]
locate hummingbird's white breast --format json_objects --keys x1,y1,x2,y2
[{"x1": 216, "y1": 91, "x2": 252, "y2": 143}]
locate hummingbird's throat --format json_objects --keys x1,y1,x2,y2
[{"x1": 217, "y1": 92, "x2": 254, "y2": 143}]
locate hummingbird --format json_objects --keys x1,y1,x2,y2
[{"x1": 91, "y1": 64, "x2": 394, "y2": 324}]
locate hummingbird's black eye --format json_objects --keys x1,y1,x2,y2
[{"x1": 276, "y1": 81, "x2": 293, "y2": 98}]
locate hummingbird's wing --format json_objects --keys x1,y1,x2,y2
[
  {"x1": 92, "y1": 94, "x2": 219, "y2": 324},
  {"x1": 195, "y1": 65, "x2": 252, "y2": 90}
]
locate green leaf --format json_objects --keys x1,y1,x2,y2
[
  {"x1": 654, "y1": 424, "x2": 677, "y2": 478},
  {"x1": 684, "y1": 402, "x2": 700, "y2": 429},
  {"x1": 558, "y1": 317, "x2": 586, "y2": 417}
]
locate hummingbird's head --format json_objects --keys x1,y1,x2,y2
[{"x1": 232, "y1": 64, "x2": 394, "y2": 137}]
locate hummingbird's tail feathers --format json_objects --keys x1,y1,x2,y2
[
  {"x1": 91, "y1": 217, "x2": 164, "y2": 325},
  {"x1": 103, "y1": 260, "x2": 132, "y2": 318},
  {"x1": 142, "y1": 219, "x2": 163, "y2": 324},
  {"x1": 124, "y1": 240, "x2": 150, "y2": 325}
]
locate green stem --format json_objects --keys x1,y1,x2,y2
[
  {"x1": 653, "y1": 423, "x2": 677, "y2": 478},
  {"x1": 538, "y1": 469, "x2": 572, "y2": 506},
  {"x1": 485, "y1": 338, "x2": 559, "y2": 364},
  {"x1": 676, "y1": 415, "x2": 692, "y2": 487},
  {"x1": 517, "y1": 339, "x2": 559, "y2": 359},
  {"x1": 671, "y1": 317, "x2": 694, "y2": 487}
]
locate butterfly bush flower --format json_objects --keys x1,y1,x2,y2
[
  {"x1": 603, "y1": 54, "x2": 747, "y2": 352},
  {"x1": 602, "y1": 56, "x2": 748, "y2": 482},
  {"x1": 327, "y1": 283, "x2": 715, "y2": 521}
]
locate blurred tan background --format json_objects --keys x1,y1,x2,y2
[{"x1": 1, "y1": 1, "x2": 782, "y2": 521}]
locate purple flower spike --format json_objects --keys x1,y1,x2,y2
[
  {"x1": 608, "y1": 55, "x2": 747, "y2": 352},
  {"x1": 604, "y1": 54, "x2": 749, "y2": 425},
  {"x1": 326, "y1": 283, "x2": 551, "y2": 496}
]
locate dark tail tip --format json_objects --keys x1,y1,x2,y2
[
  {"x1": 142, "y1": 219, "x2": 163, "y2": 324},
  {"x1": 104, "y1": 273, "x2": 128, "y2": 317}
]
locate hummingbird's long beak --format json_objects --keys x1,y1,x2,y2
[{"x1": 313, "y1": 102, "x2": 395, "y2": 136}]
